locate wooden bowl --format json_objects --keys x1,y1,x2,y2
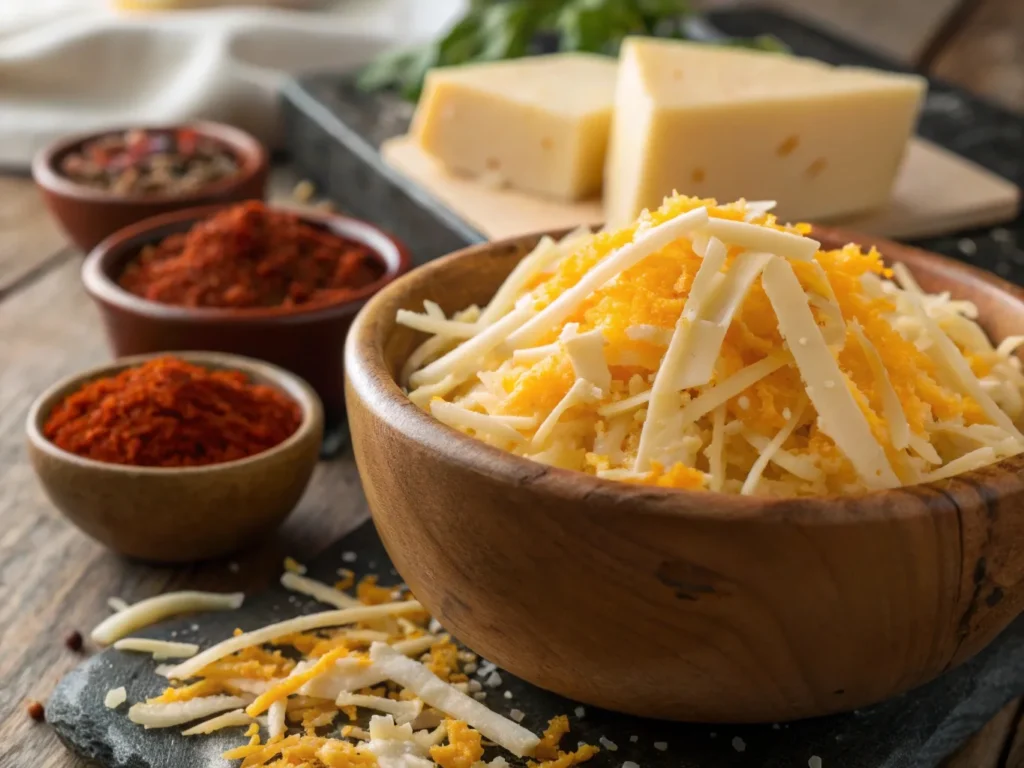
[
  {"x1": 32, "y1": 121, "x2": 269, "y2": 252},
  {"x1": 344, "y1": 226, "x2": 1024, "y2": 723},
  {"x1": 26, "y1": 352, "x2": 323, "y2": 563},
  {"x1": 81, "y1": 204, "x2": 412, "y2": 423}
]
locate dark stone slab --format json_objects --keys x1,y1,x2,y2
[{"x1": 49, "y1": 518, "x2": 1024, "y2": 768}]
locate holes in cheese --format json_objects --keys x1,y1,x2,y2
[
  {"x1": 762, "y1": 257, "x2": 899, "y2": 489},
  {"x1": 702, "y1": 218, "x2": 820, "y2": 261},
  {"x1": 369, "y1": 643, "x2": 541, "y2": 758},
  {"x1": 506, "y1": 206, "x2": 710, "y2": 349}
]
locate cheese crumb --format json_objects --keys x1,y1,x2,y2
[{"x1": 104, "y1": 687, "x2": 127, "y2": 709}]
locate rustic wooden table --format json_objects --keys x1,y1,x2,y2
[{"x1": 0, "y1": 1, "x2": 1022, "y2": 765}]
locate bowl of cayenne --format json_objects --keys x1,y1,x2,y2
[
  {"x1": 345, "y1": 194, "x2": 1024, "y2": 723},
  {"x1": 82, "y1": 201, "x2": 412, "y2": 423},
  {"x1": 26, "y1": 352, "x2": 323, "y2": 562},
  {"x1": 32, "y1": 122, "x2": 269, "y2": 252}
]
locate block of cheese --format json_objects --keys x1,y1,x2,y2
[
  {"x1": 412, "y1": 53, "x2": 618, "y2": 202},
  {"x1": 604, "y1": 38, "x2": 927, "y2": 226}
]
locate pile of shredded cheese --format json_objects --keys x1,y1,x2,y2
[
  {"x1": 399, "y1": 194, "x2": 1024, "y2": 496},
  {"x1": 102, "y1": 566, "x2": 596, "y2": 768}
]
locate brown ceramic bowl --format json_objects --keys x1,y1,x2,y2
[
  {"x1": 82, "y1": 204, "x2": 411, "y2": 421},
  {"x1": 345, "y1": 226, "x2": 1024, "y2": 723},
  {"x1": 26, "y1": 351, "x2": 323, "y2": 563},
  {"x1": 32, "y1": 121, "x2": 268, "y2": 252}
]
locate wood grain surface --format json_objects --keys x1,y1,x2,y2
[{"x1": 0, "y1": 173, "x2": 369, "y2": 768}]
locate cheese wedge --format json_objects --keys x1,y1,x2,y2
[
  {"x1": 412, "y1": 53, "x2": 618, "y2": 201},
  {"x1": 605, "y1": 38, "x2": 926, "y2": 225}
]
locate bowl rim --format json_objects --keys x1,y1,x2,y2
[
  {"x1": 81, "y1": 203, "x2": 413, "y2": 323},
  {"x1": 31, "y1": 121, "x2": 268, "y2": 206},
  {"x1": 346, "y1": 225, "x2": 1024, "y2": 524},
  {"x1": 26, "y1": 351, "x2": 324, "y2": 475}
]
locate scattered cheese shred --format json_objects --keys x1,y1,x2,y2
[
  {"x1": 129, "y1": 696, "x2": 250, "y2": 729},
  {"x1": 281, "y1": 572, "x2": 362, "y2": 609},
  {"x1": 113, "y1": 638, "x2": 200, "y2": 660},
  {"x1": 180, "y1": 708, "x2": 252, "y2": 736},
  {"x1": 369, "y1": 643, "x2": 541, "y2": 758},
  {"x1": 91, "y1": 591, "x2": 244, "y2": 646},
  {"x1": 104, "y1": 686, "x2": 127, "y2": 709},
  {"x1": 335, "y1": 693, "x2": 423, "y2": 725}
]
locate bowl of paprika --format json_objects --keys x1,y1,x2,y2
[
  {"x1": 26, "y1": 352, "x2": 323, "y2": 563},
  {"x1": 81, "y1": 201, "x2": 412, "y2": 424}
]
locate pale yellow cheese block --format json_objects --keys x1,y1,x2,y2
[
  {"x1": 412, "y1": 53, "x2": 618, "y2": 202},
  {"x1": 381, "y1": 134, "x2": 1019, "y2": 241},
  {"x1": 605, "y1": 38, "x2": 928, "y2": 227}
]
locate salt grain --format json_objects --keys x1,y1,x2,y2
[
  {"x1": 622, "y1": 763, "x2": 640, "y2": 768},
  {"x1": 463, "y1": 663, "x2": 478, "y2": 674},
  {"x1": 503, "y1": 691, "x2": 513, "y2": 699},
  {"x1": 228, "y1": 562, "x2": 240, "y2": 574},
  {"x1": 473, "y1": 692, "x2": 487, "y2": 701},
  {"x1": 732, "y1": 737, "x2": 746, "y2": 753},
  {"x1": 368, "y1": 560, "x2": 377, "y2": 569},
  {"x1": 467, "y1": 680, "x2": 483, "y2": 693},
  {"x1": 957, "y1": 238, "x2": 977, "y2": 256},
  {"x1": 653, "y1": 742, "x2": 667, "y2": 751},
  {"x1": 510, "y1": 709, "x2": 525, "y2": 723},
  {"x1": 809, "y1": 757, "x2": 823, "y2": 768},
  {"x1": 629, "y1": 735, "x2": 639, "y2": 743},
  {"x1": 574, "y1": 706, "x2": 586, "y2": 718},
  {"x1": 991, "y1": 227, "x2": 1013, "y2": 244},
  {"x1": 341, "y1": 551, "x2": 358, "y2": 563},
  {"x1": 485, "y1": 671, "x2": 503, "y2": 688},
  {"x1": 598, "y1": 736, "x2": 618, "y2": 752},
  {"x1": 772, "y1": 723, "x2": 780, "y2": 730}
]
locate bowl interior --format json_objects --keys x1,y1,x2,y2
[
  {"x1": 33, "y1": 121, "x2": 267, "y2": 205},
  {"x1": 27, "y1": 351, "x2": 323, "y2": 474},
  {"x1": 354, "y1": 225, "x2": 1024, "y2": 511},
  {"x1": 82, "y1": 204, "x2": 411, "y2": 323}
]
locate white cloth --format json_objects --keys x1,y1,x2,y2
[{"x1": 0, "y1": 0, "x2": 466, "y2": 167}]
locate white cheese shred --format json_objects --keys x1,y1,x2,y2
[
  {"x1": 702, "y1": 217, "x2": 820, "y2": 261},
  {"x1": 280, "y1": 572, "x2": 362, "y2": 609},
  {"x1": 369, "y1": 643, "x2": 540, "y2": 758},
  {"x1": 335, "y1": 693, "x2": 423, "y2": 725},
  {"x1": 91, "y1": 591, "x2": 244, "y2": 646},
  {"x1": 104, "y1": 686, "x2": 127, "y2": 710},
  {"x1": 129, "y1": 696, "x2": 250, "y2": 729},
  {"x1": 741, "y1": 399, "x2": 808, "y2": 494},
  {"x1": 762, "y1": 257, "x2": 899, "y2": 489},
  {"x1": 164, "y1": 601, "x2": 424, "y2": 681},
  {"x1": 180, "y1": 708, "x2": 253, "y2": 736},
  {"x1": 113, "y1": 638, "x2": 199, "y2": 660}
]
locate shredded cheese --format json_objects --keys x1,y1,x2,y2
[
  {"x1": 113, "y1": 638, "x2": 199, "y2": 660},
  {"x1": 335, "y1": 693, "x2": 423, "y2": 725},
  {"x1": 91, "y1": 591, "x2": 244, "y2": 646},
  {"x1": 281, "y1": 572, "x2": 362, "y2": 609},
  {"x1": 180, "y1": 708, "x2": 252, "y2": 736},
  {"x1": 369, "y1": 643, "x2": 540, "y2": 758},
  {"x1": 165, "y1": 601, "x2": 424, "y2": 681},
  {"x1": 104, "y1": 687, "x2": 127, "y2": 709},
  {"x1": 129, "y1": 696, "x2": 250, "y2": 728},
  {"x1": 702, "y1": 217, "x2": 819, "y2": 261}
]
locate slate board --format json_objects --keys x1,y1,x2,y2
[{"x1": 49, "y1": 517, "x2": 1024, "y2": 768}]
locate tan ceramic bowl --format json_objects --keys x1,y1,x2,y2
[
  {"x1": 345, "y1": 226, "x2": 1024, "y2": 723},
  {"x1": 27, "y1": 352, "x2": 323, "y2": 563},
  {"x1": 32, "y1": 121, "x2": 268, "y2": 252}
]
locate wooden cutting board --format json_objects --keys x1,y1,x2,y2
[{"x1": 381, "y1": 135, "x2": 1020, "y2": 241}]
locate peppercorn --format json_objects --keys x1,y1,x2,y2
[
  {"x1": 27, "y1": 701, "x2": 45, "y2": 721},
  {"x1": 64, "y1": 630, "x2": 83, "y2": 652}
]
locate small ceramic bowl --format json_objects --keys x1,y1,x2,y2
[
  {"x1": 345, "y1": 226, "x2": 1024, "y2": 723},
  {"x1": 81, "y1": 204, "x2": 412, "y2": 421},
  {"x1": 32, "y1": 121, "x2": 268, "y2": 252},
  {"x1": 26, "y1": 351, "x2": 324, "y2": 563}
]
